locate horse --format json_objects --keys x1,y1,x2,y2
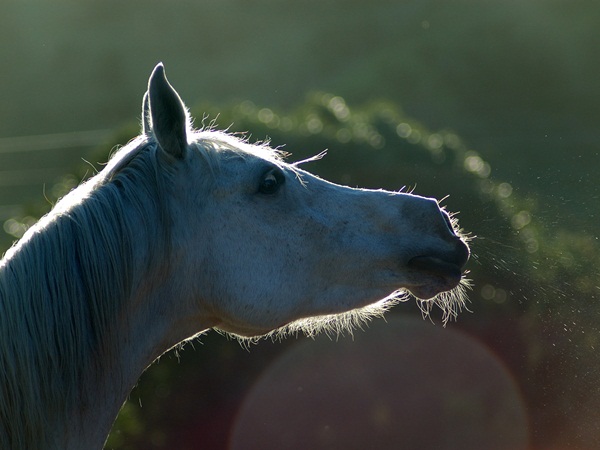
[{"x1": 0, "y1": 63, "x2": 470, "y2": 450}]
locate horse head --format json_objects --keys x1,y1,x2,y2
[{"x1": 140, "y1": 63, "x2": 470, "y2": 341}]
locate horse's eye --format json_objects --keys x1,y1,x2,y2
[{"x1": 258, "y1": 168, "x2": 285, "y2": 195}]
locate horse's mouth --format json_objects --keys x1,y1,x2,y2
[
  {"x1": 405, "y1": 255, "x2": 465, "y2": 300},
  {"x1": 408, "y1": 256, "x2": 463, "y2": 279}
]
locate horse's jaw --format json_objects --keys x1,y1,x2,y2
[{"x1": 215, "y1": 292, "x2": 407, "y2": 343}]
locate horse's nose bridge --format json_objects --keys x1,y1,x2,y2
[
  {"x1": 358, "y1": 192, "x2": 446, "y2": 233},
  {"x1": 401, "y1": 195, "x2": 451, "y2": 234},
  {"x1": 338, "y1": 189, "x2": 457, "y2": 241}
]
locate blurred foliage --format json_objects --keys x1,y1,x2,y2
[{"x1": 1, "y1": 1, "x2": 599, "y2": 211}]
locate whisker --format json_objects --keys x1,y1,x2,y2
[
  {"x1": 416, "y1": 278, "x2": 473, "y2": 326},
  {"x1": 292, "y1": 149, "x2": 328, "y2": 167}
]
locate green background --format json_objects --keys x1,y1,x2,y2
[{"x1": 1, "y1": 1, "x2": 599, "y2": 448}]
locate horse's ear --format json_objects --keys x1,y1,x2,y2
[
  {"x1": 141, "y1": 90, "x2": 151, "y2": 135},
  {"x1": 147, "y1": 63, "x2": 188, "y2": 159}
]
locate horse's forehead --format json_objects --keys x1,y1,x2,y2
[{"x1": 192, "y1": 135, "x2": 283, "y2": 166}]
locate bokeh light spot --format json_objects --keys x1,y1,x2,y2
[
  {"x1": 497, "y1": 182, "x2": 513, "y2": 198},
  {"x1": 396, "y1": 123, "x2": 411, "y2": 138},
  {"x1": 512, "y1": 210, "x2": 532, "y2": 230}
]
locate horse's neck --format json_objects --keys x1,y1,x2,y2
[
  {"x1": 69, "y1": 296, "x2": 170, "y2": 450},
  {"x1": 62, "y1": 230, "x2": 209, "y2": 448},
  {"x1": 59, "y1": 266, "x2": 178, "y2": 448},
  {"x1": 63, "y1": 246, "x2": 174, "y2": 447}
]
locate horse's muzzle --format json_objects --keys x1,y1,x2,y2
[{"x1": 405, "y1": 237, "x2": 470, "y2": 299}]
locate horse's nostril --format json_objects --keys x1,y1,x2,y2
[
  {"x1": 408, "y1": 256, "x2": 462, "y2": 279},
  {"x1": 409, "y1": 237, "x2": 470, "y2": 275},
  {"x1": 456, "y1": 239, "x2": 470, "y2": 268},
  {"x1": 439, "y1": 210, "x2": 470, "y2": 267},
  {"x1": 441, "y1": 211, "x2": 455, "y2": 235}
]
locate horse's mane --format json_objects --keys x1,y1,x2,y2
[{"x1": 0, "y1": 134, "x2": 172, "y2": 448}]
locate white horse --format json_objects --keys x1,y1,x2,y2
[{"x1": 0, "y1": 64, "x2": 470, "y2": 449}]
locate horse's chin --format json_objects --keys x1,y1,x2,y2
[
  {"x1": 214, "y1": 322, "x2": 276, "y2": 339},
  {"x1": 410, "y1": 278, "x2": 471, "y2": 325}
]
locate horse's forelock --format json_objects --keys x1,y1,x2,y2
[{"x1": 190, "y1": 130, "x2": 287, "y2": 166}]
